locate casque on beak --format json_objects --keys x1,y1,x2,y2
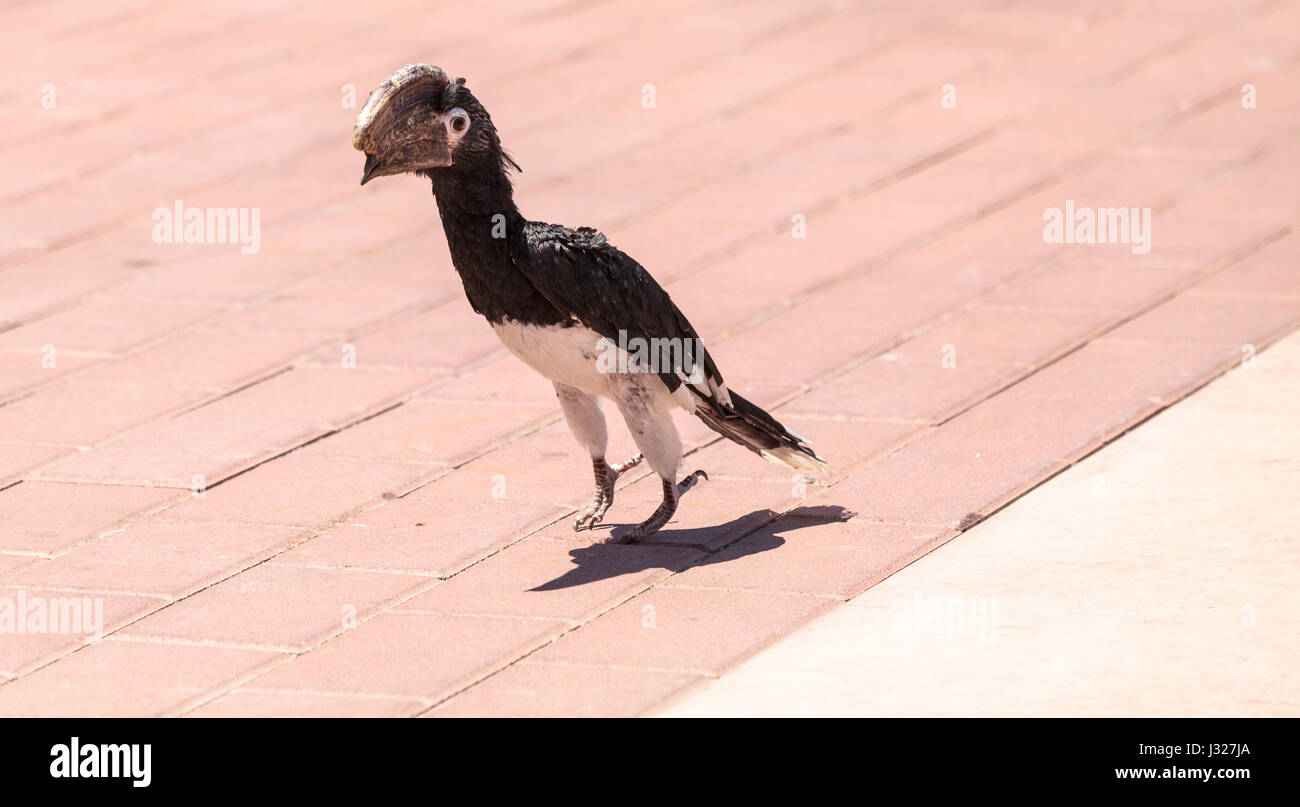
[{"x1": 352, "y1": 64, "x2": 454, "y2": 185}]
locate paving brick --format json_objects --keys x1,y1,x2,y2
[
  {"x1": 248, "y1": 611, "x2": 565, "y2": 699},
  {"x1": 991, "y1": 258, "x2": 1199, "y2": 313},
  {"x1": 117, "y1": 563, "x2": 425, "y2": 651},
  {"x1": 301, "y1": 399, "x2": 551, "y2": 466},
  {"x1": 0, "y1": 193, "x2": 113, "y2": 259},
  {"x1": 311, "y1": 297, "x2": 502, "y2": 372},
  {"x1": 0, "y1": 639, "x2": 283, "y2": 717},
  {"x1": 892, "y1": 196, "x2": 1062, "y2": 276},
  {"x1": 1029, "y1": 346, "x2": 1255, "y2": 452},
  {"x1": 443, "y1": 419, "x2": 642, "y2": 509},
  {"x1": 773, "y1": 413, "x2": 926, "y2": 478},
  {"x1": 693, "y1": 407, "x2": 920, "y2": 477},
  {"x1": 5, "y1": 520, "x2": 303, "y2": 599},
  {"x1": 831, "y1": 338, "x2": 1252, "y2": 529},
  {"x1": 0, "y1": 261, "x2": 122, "y2": 329},
  {"x1": 274, "y1": 481, "x2": 566, "y2": 577},
  {"x1": 159, "y1": 453, "x2": 434, "y2": 527},
  {"x1": 668, "y1": 218, "x2": 880, "y2": 337},
  {"x1": 0, "y1": 351, "x2": 96, "y2": 402},
  {"x1": 70, "y1": 329, "x2": 326, "y2": 390},
  {"x1": 1189, "y1": 235, "x2": 1300, "y2": 301},
  {"x1": 36, "y1": 366, "x2": 434, "y2": 486},
  {"x1": 263, "y1": 203, "x2": 430, "y2": 257},
  {"x1": 1183, "y1": 151, "x2": 1300, "y2": 223},
  {"x1": 666, "y1": 513, "x2": 955, "y2": 599},
  {"x1": 395, "y1": 534, "x2": 701, "y2": 622},
  {"x1": 106, "y1": 252, "x2": 329, "y2": 305},
  {"x1": 1146, "y1": 90, "x2": 1298, "y2": 160},
  {"x1": 329, "y1": 231, "x2": 457, "y2": 290},
  {"x1": 829, "y1": 441, "x2": 1066, "y2": 531},
  {"x1": 889, "y1": 306, "x2": 1116, "y2": 367},
  {"x1": 0, "y1": 382, "x2": 205, "y2": 445},
  {"x1": 430, "y1": 661, "x2": 703, "y2": 717},
  {"x1": 1068, "y1": 152, "x2": 1228, "y2": 209},
  {"x1": 1128, "y1": 205, "x2": 1289, "y2": 268},
  {"x1": 417, "y1": 355, "x2": 558, "y2": 408},
  {"x1": 0, "y1": 585, "x2": 163, "y2": 677},
  {"x1": 188, "y1": 689, "x2": 426, "y2": 717},
  {"x1": 4, "y1": 227, "x2": 204, "y2": 285},
  {"x1": 1028, "y1": 338, "x2": 1246, "y2": 413},
  {"x1": 0, "y1": 443, "x2": 70, "y2": 485},
  {"x1": 191, "y1": 366, "x2": 435, "y2": 430},
  {"x1": 532, "y1": 585, "x2": 835, "y2": 674},
  {"x1": 786, "y1": 356, "x2": 1026, "y2": 423},
  {"x1": 610, "y1": 472, "x2": 803, "y2": 551},
  {"x1": 219, "y1": 277, "x2": 433, "y2": 336},
  {"x1": 884, "y1": 133, "x2": 1048, "y2": 214},
  {"x1": 0, "y1": 298, "x2": 224, "y2": 355},
  {"x1": 707, "y1": 262, "x2": 980, "y2": 389},
  {"x1": 33, "y1": 420, "x2": 294, "y2": 488},
  {"x1": 0, "y1": 482, "x2": 183, "y2": 555},
  {"x1": 0, "y1": 553, "x2": 39, "y2": 578},
  {"x1": 1107, "y1": 294, "x2": 1300, "y2": 345},
  {"x1": 4, "y1": 0, "x2": 1299, "y2": 716},
  {"x1": 483, "y1": 0, "x2": 812, "y2": 133}
]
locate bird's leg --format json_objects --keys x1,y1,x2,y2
[
  {"x1": 618, "y1": 470, "x2": 708, "y2": 542},
  {"x1": 573, "y1": 453, "x2": 643, "y2": 531}
]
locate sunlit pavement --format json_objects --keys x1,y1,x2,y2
[
  {"x1": 1, "y1": 0, "x2": 1297, "y2": 715},
  {"x1": 661, "y1": 330, "x2": 1300, "y2": 717}
]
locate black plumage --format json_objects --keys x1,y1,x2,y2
[{"x1": 353, "y1": 64, "x2": 828, "y2": 540}]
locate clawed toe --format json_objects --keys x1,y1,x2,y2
[
  {"x1": 572, "y1": 454, "x2": 644, "y2": 532},
  {"x1": 573, "y1": 486, "x2": 613, "y2": 531},
  {"x1": 677, "y1": 469, "x2": 707, "y2": 494},
  {"x1": 616, "y1": 469, "x2": 709, "y2": 542},
  {"x1": 610, "y1": 453, "x2": 643, "y2": 475}
]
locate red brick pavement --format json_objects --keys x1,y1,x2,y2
[{"x1": 0, "y1": 0, "x2": 1297, "y2": 715}]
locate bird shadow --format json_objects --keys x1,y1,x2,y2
[{"x1": 530, "y1": 504, "x2": 853, "y2": 592}]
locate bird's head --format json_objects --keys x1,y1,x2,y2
[{"x1": 351, "y1": 64, "x2": 519, "y2": 186}]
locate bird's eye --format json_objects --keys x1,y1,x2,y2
[{"x1": 448, "y1": 108, "x2": 470, "y2": 136}]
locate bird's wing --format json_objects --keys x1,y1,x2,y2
[{"x1": 518, "y1": 222, "x2": 730, "y2": 409}]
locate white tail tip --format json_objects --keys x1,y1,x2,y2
[{"x1": 761, "y1": 445, "x2": 833, "y2": 475}]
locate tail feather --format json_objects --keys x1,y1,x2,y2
[{"x1": 694, "y1": 391, "x2": 830, "y2": 474}]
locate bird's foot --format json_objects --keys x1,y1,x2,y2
[
  {"x1": 573, "y1": 453, "x2": 644, "y2": 531},
  {"x1": 614, "y1": 470, "x2": 708, "y2": 543}
]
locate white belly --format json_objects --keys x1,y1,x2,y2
[{"x1": 491, "y1": 320, "x2": 613, "y2": 397}]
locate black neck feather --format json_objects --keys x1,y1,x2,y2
[{"x1": 429, "y1": 163, "x2": 565, "y2": 326}]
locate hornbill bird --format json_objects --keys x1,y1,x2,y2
[{"x1": 353, "y1": 64, "x2": 828, "y2": 541}]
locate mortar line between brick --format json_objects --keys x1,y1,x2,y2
[
  {"x1": 517, "y1": 658, "x2": 720, "y2": 677},
  {"x1": 218, "y1": 685, "x2": 432, "y2": 703},
  {"x1": 169, "y1": 684, "x2": 438, "y2": 715},
  {"x1": 0, "y1": 11, "x2": 1274, "y2": 438},
  {"x1": 162, "y1": 653, "x2": 301, "y2": 718},
  {"x1": 185, "y1": 129, "x2": 1300, "y2": 569},
  {"x1": 0, "y1": 0, "x2": 1185, "y2": 285},
  {"x1": 527, "y1": 10, "x2": 976, "y2": 208},
  {"x1": 406, "y1": 572, "x2": 703, "y2": 715},
  {"x1": 625, "y1": 245, "x2": 1300, "y2": 714},
  {"x1": 5, "y1": 0, "x2": 1294, "y2": 706},
  {"x1": 891, "y1": 319, "x2": 1300, "y2": 542},
  {"x1": 0, "y1": 0, "x2": 619, "y2": 170},
  {"x1": 0, "y1": 0, "x2": 844, "y2": 245},
  {"x1": 17, "y1": 213, "x2": 1284, "y2": 581}
]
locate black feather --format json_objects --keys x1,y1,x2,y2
[{"x1": 423, "y1": 81, "x2": 826, "y2": 471}]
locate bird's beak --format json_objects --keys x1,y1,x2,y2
[
  {"x1": 360, "y1": 153, "x2": 384, "y2": 186},
  {"x1": 352, "y1": 64, "x2": 454, "y2": 186}
]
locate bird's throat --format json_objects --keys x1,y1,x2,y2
[{"x1": 428, "y1": 166, "x2": 564, "y2": 327}]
